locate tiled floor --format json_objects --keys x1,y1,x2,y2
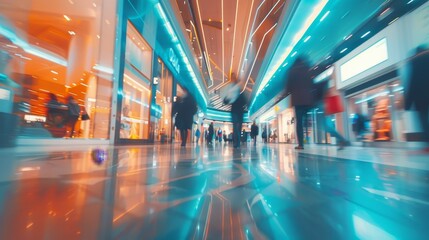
[{"x1": 0, "y1": 142, "x2": 428, "y2": 239}]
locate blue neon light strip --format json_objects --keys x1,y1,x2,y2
[
  {"x1": 250, "y1": 0, "x2": 329, "y2": 111},
  {"x1": 154, "y1": 3, "x2": 207, "y2": 106}
]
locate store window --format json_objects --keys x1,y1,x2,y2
[
  {"x1": 154, "y1": 58, "x2": 173, "y2": 142},
  {"x1": 0, "y1": 0, "x2": 117, "y2": 139},
  {"x1": 347, "y1": 80, "x2": 404, "y2": 141},
  {"x1": 120, "y1": 22, "x2": 152, "y2": 140}
]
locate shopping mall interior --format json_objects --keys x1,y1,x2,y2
[{"x1": 0, "y1": 0, "x2": 428, "y2": 239}]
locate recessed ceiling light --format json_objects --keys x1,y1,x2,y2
[
  {"x1": 340, "y1": 48, "x2": 348, "y2": 54},
  {"x1": 361, "y1": 31, "x2": 371, "y2": 38},
  {"x1": 304, "y1": 36, "x2": 311, "y2": 42},
  {"x1": 63, "y1": 15, "x2": 71, "y2": 21},
  {"x1": 320, "y1": 11, "x2": 330, "y2": 22}
]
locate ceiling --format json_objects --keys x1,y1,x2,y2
[
  {"x1": 174, "y1": 0, "x2": 428, "y2": 115},
  {"x1": 176, "y1": 0, "x2": 287, "y2": 111},
  {"x1": 249, "y1": 0, "x2": 428, "y2": 115}
]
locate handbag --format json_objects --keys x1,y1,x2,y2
[
  {"x1": 81, "y1": 113, "x2": 90, "y2": 121},
  {"x1": 324, "y1": 95, "x2": 343, "y2": 115}
]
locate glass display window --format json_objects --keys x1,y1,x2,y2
[
  {"x1": 347, "y1": 80, "x2": 404, "y2": 142},
  {"x1": 120, "y1": 22, "x2": 152, "y2": 140},
  {"x1": 154, "y1": 58, "x2": 173, "y2": 142},
  {"x1": 0, "y1": 0, "x2": 117, "y2": 139},
  {"x1": 120, "y1": 71, "x2": 151, "y2": 139}
]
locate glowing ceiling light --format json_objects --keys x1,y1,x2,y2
[
  {"x1": 361, "y1": 31, "x2": 371, "y2": 38},
  {"x1": 320, "y1": 11, "x2": 330, "y2": 22},
  {"x1": 63, "y1": 15, "x2": 71, "y2": 21},
  {"x1": 340, "y1": 48, "x2": 348, "y2": 53},
  {"x1": 304, "y1": 36, "x2": 311, "y2": 42},
  {"x1": 251, "y1": 0, "x2": 329, "y2": 110}
]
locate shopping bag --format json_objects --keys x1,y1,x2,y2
[
  {"x1": 81, "y1": 113, "x2": 90, "y2": 121},
  {"x1": 324, "y1": 95, "x2": 343, "y2": 115}
]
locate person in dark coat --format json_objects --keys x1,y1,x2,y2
[
  {"x1": 207, "y1": 122, "x2": 214, "y2": 145},
  {"x1": 405, "y1": 46, "x2": 429, "y2": 152},
  {"x1": 224, "y1": 77, "x2": 247, "y2": 148},
  {"x1": 285, "y1": 56, "x2": 315, "y2": 150},
  {"x1": 231, "y1": 92, "x2": 247, "y2": 148},
  {"x1": 250, "y1": 121, "x2": 259, "y2": 146},
  {"x1": 173, "y1": 89, "x2": 197, "y2": 147},
  {"x1": 66, "y1": 96, "x2": 81, "y2": 138}
]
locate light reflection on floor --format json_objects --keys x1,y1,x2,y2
[{"x1": 0, "y1": 143, "x2": 427, "y2": 239}]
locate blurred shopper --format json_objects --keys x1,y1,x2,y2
[
  {"x1": 173, "y1": 88, "x2": 197, "y2": 147},
  {"x1": 195, "y1": 127, "x2": 201, "y2": 144},
  {"x1": 46, "y1": 93, "x2": 67, "y2": 127},
  {"x1": 66, "y1": 96, "x2": 81, "y2": 138},
  {"x1": 207, "y1": 122, "x2": 214, "y2": 145},
  {"x1": 319, "y1": 86, "x2": 350, "y2": 150},
  {"x1": 217, "y1": 128, "x2": 223, "y2": 143},
  {"x1": 262, "y1": 129, "x2": 267, "y2": 143},
  {"x1": 271, "y1": 130, "x2": 278, "y2": 143},
  {"x1": 405, "y1": 46, "x2": 429, "y2": 153},
  {"x1": 250, "y1": 121, "x2": 259, "y2": 146},
  {"x1": 285, "y1": 56, "x2": 315, "y2": 150},
  {"x1": 352, "y1": 111, "x2": 367, "y2": 140},
  {"x1": 224, "y1": 79, "x2": 247, "y2": 149}
]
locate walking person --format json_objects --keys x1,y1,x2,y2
[
  {"x1": 173, "y1": 88, "x2": 197, "y2": 147},
  {"x1": 262, "y1": 129, "x2": 267, "y2": 143},
  {"x1": 224, "y1": 78, "x2": 247, "y2": 149},
  {"x1": 405, "y1": 46, "x2": 429, "y2": 153},
  {"x1": 217, "y1": 128, "x2": 223, "y2": 143},
  {"x1": 195, "y1": 128, "x2": 201, "y2": 144},
  {"x1": 66, "y1": 96, "x2": 81, "y2": 138},
  {"x1": 207, "y1": 122, "x2": 214, "y2": 145},
  {"x1": 318, "y1": 85, "x2": 351, "y2": 150},
  {"x1": 250, "y1": 121, "x2": 259, "y2": 146},
  {"x1": 285, "y1": 56, "x2": 315, "y2": 150}
]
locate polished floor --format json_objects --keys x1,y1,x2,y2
[{"x1": 0, "y1": 142, "x2": 428, "y2": 239}]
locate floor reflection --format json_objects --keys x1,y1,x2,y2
[{"x1": 0, "y1": 143, "x2": 427, "y2": 239}]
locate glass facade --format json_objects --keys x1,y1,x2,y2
[
  {"x1": 347, "y1": 79, "x2": 404, "y2": 142},
  {"x1": 120, "y1": 22, "x2": 152, "y2": 140},
  {"x1": 0, "y1": 0, "x2": 117, "y2": 139},
  {"x1": 153, "y1": 58, "x2": 173, "y2": 143}
]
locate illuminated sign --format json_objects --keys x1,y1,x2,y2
[
  {"x1": 168, "y1": 48, "x2": 180, "y2": 74},
  {"x1": 340, "y1": 38, "x2": 388, "y2": 82},
  {"x1": 0, "y1": 88, "x2": 10, "y2": 100},
  {"x1": 24, "y1": 114, "x2": 46, "y2": 122},
  {"x1": 153, "y1": 77, "x2": 159, "y2": 85}
]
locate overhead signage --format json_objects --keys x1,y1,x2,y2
[
  {"x1": 340, "y1": 38, "x2": 388, "y2": 82},
  {"x1": 168, "y1": 48, "x2": 180, "y2": 74}
]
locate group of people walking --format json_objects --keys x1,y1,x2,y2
[
  {"x1": 173, "y1": 45, "x2": 429, "y2": 152},
  {"x1": 46, "y1": 93, "x2": 87, "y2": 138}
]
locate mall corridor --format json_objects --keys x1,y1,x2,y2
[{"x1": 0, "y1": 143, "x2": 427, "y2": 239}]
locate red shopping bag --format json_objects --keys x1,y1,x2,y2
[{"x1": 324, "y1": 95, "x2": 343, "y2": 115}]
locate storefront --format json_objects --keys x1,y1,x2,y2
[
  {"x1": 277, "y1": 108, "x2": 295, "y2": 144},
  {"x1": 334, "y1": 3, "x2": 429, "y2": 143},
  {"x1": 0, "y1": 0, "x2": 117, "y2": 144},
  {"x1": 118, "y1": 22, "x2": 152, "y2": 142},
  {"x1": 345, "y1": 79, "x2": 405, "y2": 142}
]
